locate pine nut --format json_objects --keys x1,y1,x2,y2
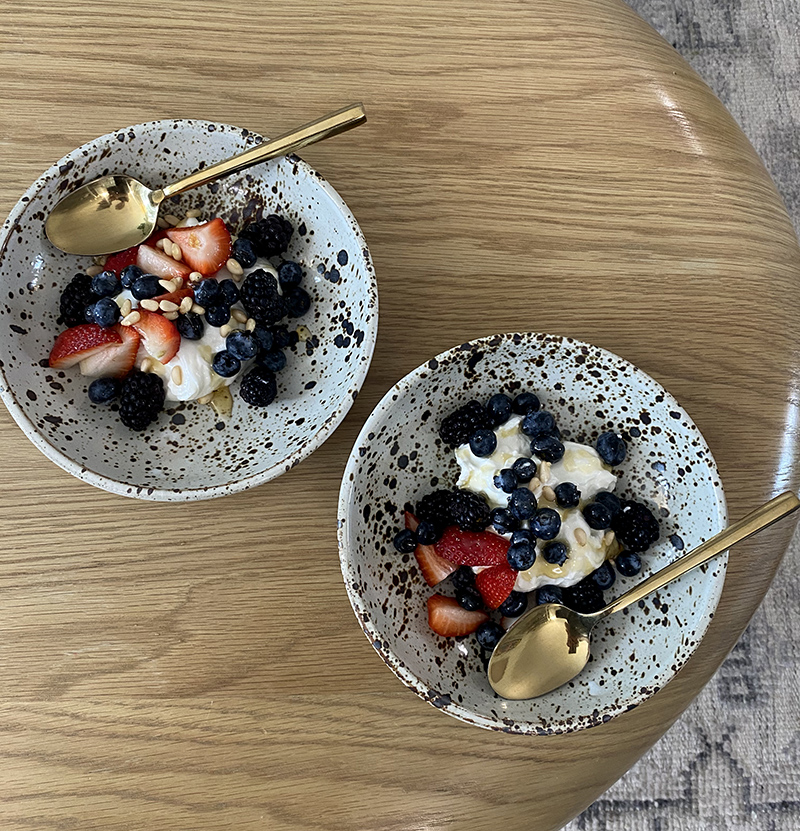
[
  {"x1": 179, "y1": 296, "x2": 193, "y2": 314},
  {"x1": 85, "y1": 264, "x2": 103, "y2": 276},
  {"x1": 159, "y1": 300, "x2": 179, "y2": 312},
  {"x1": 245, "y1": 318, "x2": 256, "y2": 332},
  {"x1": 231, "y1": 308, "x2": 248, "y2": 323},
  {"x1": 159, "y1": 279, "x2": 177, "y2": 293},
  {"x1": 185, "y1": 208, "x2": 202, "y2": 218},
  {"x1": 191, "y1": 303, "x2": 205, "y2": 315},
  {"x1": 226, "y1": 258, "x2": 244, "y2": 276},
  {"x1": 220, "y1": 323, "x2": 233, "y2": 337},
  {"x1": 140, "y1": 357, "x2": 156, "y2": 373},
  {"x1": 529, "y1": 477, "x2": 541, "y2": 491},
  {"x1": 164, "y1": 214, "x2": 180, "y2": 226},
  {"x1": 574, "y1": 528, "x2": 587, "y2": 546},
  {"x1": 120, "y1": 298, "x2": 132, "y2": 316},
  {"x1": 539, "y1": 461, "x2": 551, "y2": 484},
  {"x1": 542, "y1": 485, "x2": 556, "y2": 502},
  {"x1": 121, "y1": 311, "x2": 140, "y2": 326},
  {"x1": 170, "y1": 243, "x2": 182, "y2": 261},
  {"x1": 189, "y1": 271, "x2": 203, "y2": 283},
  {"x1": 139, "y1": 299, "x2": 159, "y2": 312},
  {"x1": 603, "y1": 530, "x2": 616, "y2": 547},
  {"x1": 163, "y1": 311, "x2": 179, "y2": 321},
  {"x1": 171, "y1": 366, "x2": 183, "y2": 385},
  {"x1": 156, "y1": 238, "x2": 168, "y2": 250}
]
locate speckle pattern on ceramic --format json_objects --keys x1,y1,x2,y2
[
  {"x1": 338, "y1": 333, "x2": 727, "y2": 735},
  {"x1": 0, "y1": 120, "x2": 377, "y2": 500}
]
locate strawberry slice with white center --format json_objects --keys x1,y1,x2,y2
[
  {"x1": 404, "y1": 512, "x2": 456, "y2": 587},
  {"x1": 427, "y1": 594, "x2": 489, "y2": 637},
  {"x1": 78, "y1": 324, "x2": 141, "y2": 378},
  {"x1": 131, "y1": 310, "x2": 180, "y2": 364},
  {"x1": 435, "y1": 526, "x2": 509, "y2": 567},
  {"x1": 136, "y1": 244, "x2": 192, "y2": 282},
  {"x1": 166, "y1": 218, "x2": 231, "y2": 276},
  {"x1": 475, "y1": 562, "x2": 517, "y2": 609},
  {"x1": 48, "y1": 324, "x2": 122, "y2": 369}
]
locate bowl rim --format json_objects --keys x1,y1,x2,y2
[
  {"x1": 0, "y1": 118, "x2": 378, "y2": 501},
  {"x1": 337, "y1": 331, "x2": 728, "y2": 735}
]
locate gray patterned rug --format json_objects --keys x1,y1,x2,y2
[{"x1": 567, "y1": 2, "x2": 800, "y2": 829}]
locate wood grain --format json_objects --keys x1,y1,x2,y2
[{"x1": 1, "y1": 0, "x2": 799, "y2": 828}]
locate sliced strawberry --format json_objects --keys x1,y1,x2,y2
[
  {"x1": 103, "y1": 246, "x2": 139, "y2": 275},
  {"x1": 48, "y1": 324, "x2": 122, "y2": 369},
  {"x1": 136, "y1": 244, "x2": 192, "y2": 281},
  {"x1": 436, "y1": 527, "x2": 509, "y2": 567},
  {"x1": 427, "y1": 594, "x2": 488, "y2": 637},
  {"x1": 79, "y1": 325, "x2": 140, "y2": 378},
  {"x1": 131, "y1": 310, "x2": 180, "y2": 364},
  {"x1": 404, "y1": 511, "x2": 457, "y2": 586},
  {"x1": 166, "y1": 218, "x2": 231, "y2": 276},
  {"x1": 404, "y1": 511, "x2": 420, "y2": 532},
  {"x1": 475, "y1": 563, "x2": 517, "y2": 609}
]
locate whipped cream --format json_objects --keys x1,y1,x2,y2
[{"x1": 455, "y1": 413, "x2": 619, "y2": 590}]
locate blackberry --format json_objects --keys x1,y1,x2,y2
[
  {"x1": 176, "y1": 312, "x2": 204, "y2": 341},
  {"x1": 239, "y1": 214, "x2": 293, "y2": 258},
  {"x1": 439, "y1": 400, "x2": 492, "y2": 447},
  {"x1": 564, "y1": 578, "x2": 606, "y2": 613},
  {"x1": 239, "y1": 366, "x2": 278, "y2": 407},
  {"x1": 449, "y1": 489, "x2": 490, "y2": 531},
  {"x1": 118, "y1": 371, "x2": 165, "y2": 431},
  {"x1": 240, "y1": 269, "x2": 286, "y2": 325},
  {"x1": 612, "y1": 500, "x2": 660, "y2": 552},
  {"x1": 416, "y1": 489, "x2": 455, "y2": 528},
  {"x1": 59, "y1": 273, "x2": 98, "y2": 326}
]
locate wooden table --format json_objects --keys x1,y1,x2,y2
[{"x1": 1, "y1": 1, "x2": 798, "y2": 829}]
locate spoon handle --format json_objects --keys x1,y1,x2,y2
[
  {"x1": 599, "y1": 491, "x2": 800, "y2": 618},
  {"x1": 158, "y1": 103, "x2": 367, "y2": 200}
]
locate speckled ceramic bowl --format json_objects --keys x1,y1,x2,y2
[
  {"x1": 338, "y1": 333, "x2": 727, "y2": 734},
  {"x1": 0, "y1": 119, "x2": 377, "y2": 500}
]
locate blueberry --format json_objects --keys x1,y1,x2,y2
[
  {"x1": 91, "y1": 270, "x2": 119, "y2": 298},
  {"x1": 554, "y1": 482, "x2": 581, "y2": 508},
  {"x1": 530, "y1": 435, "x2": 565, "y2": 463},
  {"x1": 452, "y1": 565, "x2": 476, "y2": 590},
  {"x1": 596, "y1": 431, "x2": 627, "y2": 466},
  {"x1": 615, "y1": 551, "x2": 642, "y2": 576},
  {"x1": 498, "y1": 590, "x2": 528, "y2": 617},
  {"x1": 511, "y1": 457, "x2": 537, "y2": 483},
  {"x1": 511, "y1": 529, "x2": 534, "y2": 546},
  {"x1": 211, "y1": 350, "x2": 241, "y2": 378},
  {"x1": 522, "y1": 409, "x2": 556, "y2": 437},
  {"x1": 456, "y1": 587, "x2": 483, "y2": 611},
  {"x1": 508, "y1": 487, "x2": 537, "y2": 520},
  {"x1": 542, "y1": 541, "x2": 568, "y2": 566},
  {"x1": 226, "y1": 330, "x2": 259, "y2": 361},
  {"x1": 469, "y1": 428, "x2": 497, "y2": 457},
  {"x1": 486, "y1": 393, "x2": 512, "y2": 426},
  {"x1": 278, "y1": 260, "x2": 304, "y2": 288},
  {"x1": 176, "y1": 312, "x2": 204, "y2": 340},
  {"x1": 87, "y1": 377, "x2": 119, "y2": 404},
  {"x1": 583, "y1": 502, "x2": 612, "y2": 530},
  {"x1": 490, "y1": 507, "x2": 518, "y2": 535},
  {"x1": 594, "y1": 491, "x2": 621, "y2": 517},
  {"x1": 416, "y1": 520, "x2": 440, "y2": 545},
  {"x1": 84, "y1": 303, "x2": 97, "y2": 323},
  {"x1": 194, "y1": 279, "x2": 220, "y2": 306},
  {"x1": 493, "y1": 468, "x2": 518, "y2": 494},
  {"x1": 271, "y1": 326, "x2": 293, "y2": 349},
  {"x1": 219, "y1": 279, "x2": 240, "y2": 306},
  {"x1": 393, "y1": 528, "x2": 417, "y2": 554},
  {"x1": 231, "y1": 237, "x2": 258, "y2": 268},
  {"x1": 512, "y1": 391, "x2": 541, "y2": 415},
  {"x1": 591, "y1": 561, "x2": 616, "y2": 590},
  {"x1": 507, "y1": 539, "x2": 536, "y2": 571},
  {"x1": 92, "y1": 296, "x2": 120, "y2": 327},
  {"x1": 205, "y1": 302, "x2": 231, "y2": 327},
  {"x1": 131, "y1": 274, "x2": 163, "y2": 300},
  {"x1": 120, "y1": 264, "x2": 143, "y2": 289},
  {"x1": 257, "y1": 350, "x2": 287, "y2": 372},
  {"x1": 284, "y1": 286, "x2": 311, "y2": 317},
  {"x1": 530, "y1": 508, "x2": 561, "y2": 540},
  {"x1": 252, "y1": 324, "x2": 274, "y2": 354},
  {"x1": 476, "y1": 621, "x2": 506, "y2": 650},
  {"x1": 536, "y1": 585, "x2": 563, "y2": 605}
]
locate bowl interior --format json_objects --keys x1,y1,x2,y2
[
  {"x1": 0, "y1": 120, "x2": 377, "y2": 500},
  {"x1": 338, "y1": 332, "x2": 726, "y2": 734}
]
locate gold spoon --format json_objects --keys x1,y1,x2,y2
[
  {"x1": 488, "y1": 490, "x2": 800, "y2": 700},
  {"x1": 45, "y1": 103, "x2": 367, "y2": 257}
]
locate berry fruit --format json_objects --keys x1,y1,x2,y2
[
  {"x1": 542, "y1": 541, "x2": 568, "y2": 566},
  {"x1": 530, "y1": 508, "x2": 561, "y2": 540},
  {"x1": 583, "y1": 502, "x2": 612, "y2": 530},
  {"x1": 59, "y1": 273, "x2": 98, "y2": 327},
  {"x1": 498, "y1": 590, "x2": 528, "y2": 617},
  {"x1": 211, "y1": 350, "x2": 241, "y2": 378},
  {"x1": 594, "y1": 491, "x2": 621, "y2": 517},
  {"x1": 415, "y1": 520, "x2": 440, "y2": 545},
  {"x1": 226, "y1": 330, "x2": 259, "y2": 361},
  {"x1": 231, "y1": 237, "x2": 258, "y2": 268},
  {"x1": 240, "y1": 269, "x2": 286, "y2": 325},
  {"x1": 277, "y1": 260, "x2": 304, "y2": 288},
  {"x1": 486, "y1": 393, "x2": 512, "y2": 426},
  {"x1": 439, "y1": 400, "x2": 492, "y2": 447},
  {"x1": 204, "y1": 302, "x2": 232, "y2": 328},
  {"x1": 494, "y1": 468, "x2": 518, "y2": 494},
  {"x1": 87, "y1": 377, "x2": 119, "y2": 404},
  {"x1": 91, "y1": 297, "x2": 120, "y2": 328},
  {"x1": 536, "y1": 585, "x2": 563, "y2": 605},
  {"x1": 554, "y1": 482, "x2": 580, "y2": 508},
  {"x1": 91, "y1": 270, "x2": 119, "y2": 298},
  {"x1": 393, "y1": 528, "x2": 417, "y2": 554},
  {"x1": 239, "y1": 366, "x2": 278, "y2": 407},
  {"x1": 590, "y1": 561, "x2": 616, "y2": 590},
  {"x1": 451, "y1": 565, "x2": 476, "y2": 590},
  {"x1": 596, "y1": 431, "x2": 627, "y2": 466},
  {"x1": 448, "y1": 489, "x2": 490, "y2": 531},
  {"x1": 612, "y1": 500, "x2": 660, "y2": 552},
  {"x1": 469, "y1": 428, "x2": 497, "y2": 457},
  {"x1": 615, "y1": 551, "x2": 642, "y2": 576},
  {"x1": 489, "y1": 507, "x2": 518, "y2": 535},
  {"x1": 522, "y1": 409, "x2": 556, "y2": 437},
  {"x1": 508, "y1": 487, "x2": 537, "y2": 521},
  {"x1": 283, "y1": 287, "x2": 311, "y2": 317},
  {"x1": 131, "y1": 274, "x2": 163, "y2": 300},
  {"x1": 506, "y1": 538, "x2": 536, "y2": 571},
  {"x1": 475, "y1": 620, "x2": 506, "y2": 650},
  {"x1": 257, "y1": 350, "x2": 287, "y2": 372},
  {"x1": 564, "y1": 579, "x2": 605, "y2": 613},
  {"x1": 118, "y1": 370, "x2": 165, "y2": 431},
  {"x1": 120, "y1": 264, "x2": 143, "y2": 289},
  {"x1": 530, "y1": 434, "x2": 565, "y2": 463},
  {"x1": 194, "y1": 278, "x2": 221, "y2": 307},
  {"x1": 456, "y1": 587, "x2": 483, "y2": 611},
  {"x1": 176, "y1": 312, "x2": 204, "y2": 341},
  {"x1": 512, "y1": 392, "x2": 540, "y2": 415},
  {"x1": 428, "y1": 594, "x2": 488, "y2": 637},
  {"x1": 511, "y1": 457, "x2": 537, "y2": 483}
]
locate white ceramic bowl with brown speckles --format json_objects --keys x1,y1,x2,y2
[
  {"x1": 0, "y1": 119, "x2": 377, "y2": 500},
  {"x1": 338, "y1": 333, "x2": 727, "y2": 734}
]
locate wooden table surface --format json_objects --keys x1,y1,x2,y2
[{"x1": 2, "y1": 1, "x2": 799, "y2": 829}]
